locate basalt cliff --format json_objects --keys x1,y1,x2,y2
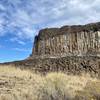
[
  {"x1": 2, "y1": 22, "x2": 100, "y2": 77},
  {"x1": 32, "y1": 23, "x2": 100, "y2": 57}
]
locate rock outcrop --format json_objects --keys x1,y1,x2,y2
[
  {"x1": 31, "y1": 22, "x2": 100, "y2": 57},
  {"x1": 1, "y1": 22, "x2": 100, "y2": 77},
  {"x1": 29, "y1": 22, "x2": 100, "y2": 77}
]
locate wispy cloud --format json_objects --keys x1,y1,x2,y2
[
  {"x1": 10, "y1": 37, "x2": 26, "y2": 45},
  {"x1": 0, "y1": 0, "x2": 100, "y2": 40},
  {"x1": 13, "y1": 47, "x2": 31, "y2": 52},
  {"x1": 0, "y1": 0, "x2": 100, "y2": 62}
]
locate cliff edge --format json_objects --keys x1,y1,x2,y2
[
  {"x1": 1, "y1": 22, "x2": 100, "y2": 77},
  {"x1": 31, "y1": 22, "x2": 100, "y2": 57}
]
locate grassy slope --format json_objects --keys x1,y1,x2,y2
[{"x1": 0, "y1": 65, "x2": 100, "y2": 100}]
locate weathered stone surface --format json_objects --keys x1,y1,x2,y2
[
  {"x1": 37, "y1": 22, "x2": 100, "y2": 40},
  {"x1": 31, "y1": 22, "x2": 100, "y2": 57},
  {"x1": 28, "y1": 22, "x2": 100, "y2": 77},
  {"x1": 1, "y1": 22, "x2": 100, "y2": 77},
  {"x1": 2, "y1": 56, "x2": 100, "y2": 77}
]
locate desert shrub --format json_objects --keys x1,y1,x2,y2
[
  {"x1": 34, "y1": 73, "x2": 73, "y2": 100},
  {"x1": 0, "y1": 66, "x2": 100, "y2": 100},
  {"x1": 75, "y1": 80, "x2": 100, "y2": 100},
  {"x1": 33, "y1": 72, "x2": 88, "y2": 100}
]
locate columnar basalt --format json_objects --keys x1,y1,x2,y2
[
  {"x1": 31, "y1": 22, "x2": 100, "y2": 57},
  {"x1": 2, "y1": 22, "x2": 100, "y2": 77},
  {"x1": 25, "y1": 22, "x2": 100, "y2": 77}
]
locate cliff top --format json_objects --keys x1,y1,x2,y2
[{"x1": 37, "y1": 22, "x2": 100, "y2": 40}]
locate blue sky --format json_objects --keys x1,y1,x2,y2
[{"x1": 0, "y1": 0, "x2": 100, "y2": 62}]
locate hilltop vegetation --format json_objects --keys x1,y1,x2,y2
[{"x1": 0, "y1": 65, "x2": 100, "y2": 100}]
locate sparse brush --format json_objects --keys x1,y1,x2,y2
[
  {"x1": 32, "y1": 72, "x2": 99, "y2": 100},
  {"x1": 0, "y1": 65, "x2": 100, "y2": 100}
]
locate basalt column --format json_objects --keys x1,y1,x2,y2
[
  {"x1": 16, "y1": 22, "x2": 100, "y2": 77},
  {"x1": 31, "y1": 23, "x2": 100, "y2": 57}
]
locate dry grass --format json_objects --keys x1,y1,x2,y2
[{"x1": 0, "y1": 65, "x2": 100, "y2": 100}]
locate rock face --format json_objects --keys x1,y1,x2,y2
[
  {"x1": 26, "y1": 22, "x2": 100, "y2": 77},
  {"x1": 1, "y1": 22, "x2": 100, "y2": 77},
  {"x1": 31, "y1": 22, "x2": 100, "y2": 57}
]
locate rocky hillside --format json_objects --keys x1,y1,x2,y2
[
  {"x1": 1, "y1": 22, "x2": 100, "y2": 77},
  {"x1": 31, "y1": 22, "x2": 100, "y2": 57}
]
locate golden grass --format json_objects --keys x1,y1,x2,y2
[
  {"x1": 0, "y1": 65, "x2": 100, "y2": 100},
  {"x1": 0, "y1": 65, "x2": 34, "y2": 78}
]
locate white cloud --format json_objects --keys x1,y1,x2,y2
[
  {"x1": 0, "y1": 17, "x2": 6, "y2": 36},
  {"x1": 10, "y1": 37, "x2": 26, "y2": 45},
  {"x1": 13, "y1": 48, "x2": 31, "y2": 52},
  {"x1": 0, "y1": 4, "x2": 5, "y2": 11},
  {"x1": 0, "y1": 0, "x2": 100, "y2": 40}
]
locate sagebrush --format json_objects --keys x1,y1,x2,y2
[{"x1": 0, "y1": 65, "x2": 100, "y2": 100}]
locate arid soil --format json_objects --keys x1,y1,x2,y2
[{"x1": 0, "y1": 65, "x2": 100, "y2": 100}]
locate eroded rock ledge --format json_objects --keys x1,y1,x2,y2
[
  {"x1": 28, "y1": 22, "x2": 100, "y2": 77},
  {"x1": 1, "y1": 22, "x2": 100, "y2": 77},
  {"x1": 31, "y1": 22, "x2": 100, "y2": 57},
  {"x1": 38, "y1": 22, "x2": 100, "y2": 40},
  {"x1": 1, "y1": 56, "x2": 100, "y2": 78}
]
